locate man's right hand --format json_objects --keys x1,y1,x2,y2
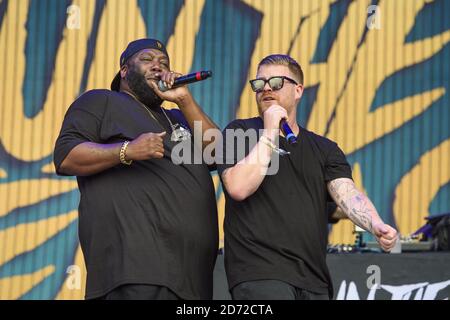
[
  {"x1": 127, "y1": 132, "x2": 166, "y2": 160},
  {"x1": 222, "y1": 104, "x2": 287, "y2": 202},
  {"x1": 263, "y1": 104, "x2": 288, "y2": 137}
]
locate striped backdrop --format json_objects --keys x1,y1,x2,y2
[{"x1": 0, "y1": 0, "x2": 449, "y2": 299}]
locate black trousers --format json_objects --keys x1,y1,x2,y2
[
  {"x1": 231, "y1": 280, "x2": 329, "y2": 300},
  {"x1": 99, "y1": 284, "x2": 181, "y2": 300}
]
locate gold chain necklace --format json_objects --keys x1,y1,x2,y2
[
  {"x1": 122, "y1": 91, "x2": 173, "y2": 131},
  {"x1": 122, "y1": 91, "x2": 191, "y2": 142}
]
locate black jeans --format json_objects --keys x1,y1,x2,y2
[
  {"x1": 231, "y1": 280, "x2": 329, "y2": 300},
  {"x1": 99, "y1": 284, "x2": 181, "y2": 300}
]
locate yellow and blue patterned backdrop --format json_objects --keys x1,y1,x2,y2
[{"x1": 0, "y1": 0, "x2": 449, "y2": 299}]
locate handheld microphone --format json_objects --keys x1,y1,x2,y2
[
  {"x1": 158, "y1": 70, "x2": 212, "y2": 92},
  {"x1": 281, "y1": 120, "x2": 297, "y2": 144}
]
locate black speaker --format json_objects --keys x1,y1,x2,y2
[{"x1": 432, "y1": 213, "x2": 450, "y2": 251}]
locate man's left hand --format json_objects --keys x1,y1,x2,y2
[{"x1": 372, "y1": 222, "x2": 398, "y2": 252}]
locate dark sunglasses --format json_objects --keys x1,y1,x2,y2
[{"x1": 249, "y1": 76, "x2": 298, "y2": 93}]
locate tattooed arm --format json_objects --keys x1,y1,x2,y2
[
  {"x1": 327, "y1": 178, "x2": 398, "y2": 251},
  {"x1": 327, "y1": 178, "x2": 377, "y2": 232}
]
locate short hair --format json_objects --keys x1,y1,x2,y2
[{"x1": 258, "y1": 54, "x2": 304, "y2": 85}]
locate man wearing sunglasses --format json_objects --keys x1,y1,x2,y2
[{"x1": 217, "y1": 54, "x2": 397, "y2": 300}]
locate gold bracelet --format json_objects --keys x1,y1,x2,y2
[{"x1": 119, "y1": 141, "x2": 133, "y2": 165}]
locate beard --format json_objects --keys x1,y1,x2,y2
[{"x1": 126, "y1": 65, "x2": 163, "y2": 107}]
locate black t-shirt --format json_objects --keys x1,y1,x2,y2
[
  {"x1": 216, "y1": 117, "x2": 352, "y2": 297},
  {"x1": 54, "y1": 90, "x2": 218, "y2": 299}
]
